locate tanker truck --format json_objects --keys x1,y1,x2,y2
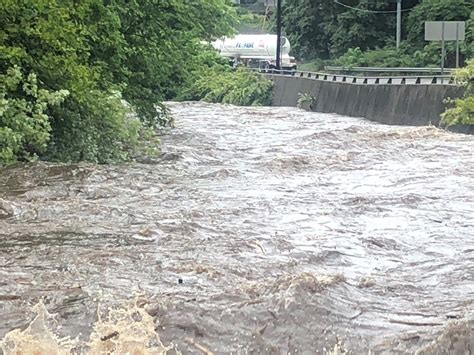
[{"x1": 211, "y1": 34, "x2": 297, "y2": 72}]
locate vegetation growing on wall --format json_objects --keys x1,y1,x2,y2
[{"x1": 442, "y1": 60, "x2": 474, "y2": 126}]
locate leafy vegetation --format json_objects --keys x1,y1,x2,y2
[
  {"x1": 282, "y1": 0, "x2": 473, "y2": 68},
  {"x1": 330, "y1": 44, "x2": 450, "y2": 69},
  {"x1": 236, "y1": 7, "x2": 270, "y2": 34},
  {"x1": 181, "y1": 64, "x2": 273, "y2": 106},
  {"x1": 0, "y1": 0, "x2": 245, "y2": 165},
  {"x1": 442, "y1": 59, "x2": 474, "y2": 126},
  {"x1": 0, "y1": 66, "x2": 69, "y2": 164},
  {"x1": 297, "y1": 93, "x2": 315, "y2": 110}
]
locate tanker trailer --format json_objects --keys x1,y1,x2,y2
[{"x1": 211, "y1": 34, "x2": 297, "y2": 71}]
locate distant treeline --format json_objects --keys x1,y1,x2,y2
[{"x1": 280, "y1": 0, "x2": 473, "y2": 68}]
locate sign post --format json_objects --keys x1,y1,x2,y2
[
  {"x1": 456, "y1": 24, "x2": 460, "y2": 68},
  {"x1": 275, "y1": 0, "x2": 282, "y2": 70},
  {"x1": 441, "y1": 22, "x2": 445, "y2": 81},
  {"x1": 396, "y1": 0, "x2": 401, "y2": 49},
  {"x1": 425, "y1": 21, "x2": 465, "y2": 83}
]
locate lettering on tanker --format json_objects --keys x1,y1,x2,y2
[{"x1": 235, "y1": 42, "x2": 254, "y2": 49}]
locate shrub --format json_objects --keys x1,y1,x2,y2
[
  {"x1": 333, "y1": 47, "x2": 417, "y2": 68},
  {"x1": 182, "y1": 67, "x2": 273, "y2": 106},
  {"x1": 0, "y1": 66, "x2": 68, "y2": 164},
  {"x1": 442, "y1": 60, "x2": 474, "y2": 126},
  {"x1": 46, "y1": 91, "x2": 141, "y2": 164}
]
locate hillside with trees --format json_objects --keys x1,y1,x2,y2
[{"x1": 280, "y1": 0, "x2": 473, "y2": 68}]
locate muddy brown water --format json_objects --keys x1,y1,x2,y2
[{"x1": 0, "y1": 102, "x2": 473, "y2": 354}]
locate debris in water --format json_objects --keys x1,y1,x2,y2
[
  {"x1": 243, "y1": 272, "x2": 346, "y2": 309},
  {"x1": 100, "y1": 331, "x2": 119, "y2": 341},
  {"x1": 130, "y1": 234, "x2": 156, "y2": 242},
  {"x1": 184, "y1": 337, "x2": 214, "y2": 355}
]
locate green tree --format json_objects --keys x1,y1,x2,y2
[
  {"x1": 442, "y1": 59, "x2": 474, "y2": 126},
  {"x1": 1, "y1": 0, "x2": 138, "y2": 163},
  {"x1": 0, "y1": 66, "x2": 69, "y2": 164},
  {"x1": 282, "y1": 0, "x2": 341, "y2": 60},
  {"x1": 106, "y1": 0, "x2": 237, "y2": 127},
  {"x1": 1, "y1": 0, "x2": 239, "y2": 164},
  {"x1": 406, "y1": 0, "x2": 472, "y2": 48},
  {"x1": 281, "y1": 0, "x2": 422, "y2": 60},
  {"x1": 406, "y1": 0, "x2": 473, "y2": 67},
  {"x1": 331, "y1": 0, "x2": 396, "y2": 56}
]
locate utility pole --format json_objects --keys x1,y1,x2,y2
[
  {"x1": 276, "y1": 0, "x2": 282, "y2": 70},
  {"x1": 396, "y1": 0, "x2": 401, "y2": 48}
]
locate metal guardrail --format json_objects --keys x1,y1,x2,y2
[
  {"x1": 257, "y1": 69, "x2": 455, "y2": 85},
  {"x1": 324, "y1": 66, "x2": 456, "y2": 74}
]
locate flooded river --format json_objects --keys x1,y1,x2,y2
[{"x1": 0, "y1": 102, "x2": 473, "y2": 353}]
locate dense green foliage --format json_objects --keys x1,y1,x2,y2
[
  {"x1": 236, "y1": 7, "x2": 270, "y2": 34},
  {"x1": 282, "y1": 0, "x2": 408, "y2": 59},
  {"x1": 282, "y1": 0, "x2": 473, "y2": 67},
  {"x1": 442, "y1": 60, "x2": 474, "y2": 126},
  {"x1": 175, "y1": 46, "x2": 273, "y2": 106},
  {"x1": 1, "y1": 0, "x2": 242, "y2": 165},
  {"x1": 0, "y1": 66, "x2": 69, "y2": 164},
  {"x1": 331, "y1": 44, "x2": 455, "y2": 68},
  {"x1": 182, "y1": 66, "x2": 273, "y2": 106}
]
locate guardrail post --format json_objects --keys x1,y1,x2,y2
[
  {"x1": 332, "y1": 75, "x2": 337, "y2": 81},
  {"x1": 375, "y1": 78, "x2": 379, "y2": 84},
  {"x1": 387, "y1": 78, "x2": 392, "y2": 84},
  {"x1": 352, "y1": 77, "x2": 357, "y2": 84},
  {"x1": 401, "y1": 78, "x2": 406, "y2": 84},
  {"x1": 415, "y1": 77, "x2": 421, "y2": 84},
  {"x1": 363, "y1": 78, "x2": 368, "y2": 84}
]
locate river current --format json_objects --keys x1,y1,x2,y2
[{"x1": 0, "y1": 102, "x2": 473, "y2": 353}]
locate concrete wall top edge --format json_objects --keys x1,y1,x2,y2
[{"x1": 270, "y1": 75, "x2": 466, "y2": 127}]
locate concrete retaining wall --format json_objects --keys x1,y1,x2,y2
[{"x1": 270, "y1": 75, "x2": 465, "y2": 127}]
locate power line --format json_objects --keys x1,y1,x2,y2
[{"x1": 333, "y1": 0, "x2": 413, "y2": 14}]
